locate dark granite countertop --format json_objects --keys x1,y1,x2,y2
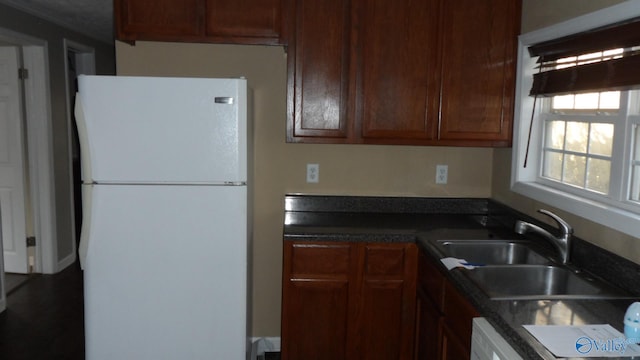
[{"x1": 283, "y1": 194, "x2": 640, "y2": 360}]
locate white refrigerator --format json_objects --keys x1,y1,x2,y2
[{"x1": 75, "y1": 75, "x2": 250, "y2": 360}]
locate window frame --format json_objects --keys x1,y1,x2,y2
[
  {"x1": 538, "y1": 110, "x2": 618, "y2": 197},
  {"x1": 511, "y1": 1, "x2": 640, "y2": 238}
]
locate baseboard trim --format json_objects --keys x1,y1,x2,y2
[
  {"x1": 249, "y1": 336, "x2": 281, "y2": 359},
  {"x1": 250, "y1": 337, "x2": 280, "y2": 351},
  {"x1": 56, "y1": 252, "x2": 77, "y2": 274}
]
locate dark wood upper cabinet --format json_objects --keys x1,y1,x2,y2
[
  {"x1": 286, "y1": 0, "x2": 521, "y2": 147},
  {"x1": 205, "y1": 0, "x2": 283, "y2": 44},
  {"x1": 116, "y1": 0, "x2": 206, "y2": 40},
  {"x1": 356, "y1": 0, "x2": 439, "y2": 142},
  {"x1": 286, "y1": 0, "x2": 352, "y2": 142},
  {"x1": 438, "y1": 0, "x2": 519, "y2": 146},
  {"x1": 115, "y1": 0, "x2": 284, "y2": 45}
]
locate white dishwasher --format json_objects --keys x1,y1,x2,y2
[{"x1": 471, "y1": 317, "x2": 523, "y2": 360}]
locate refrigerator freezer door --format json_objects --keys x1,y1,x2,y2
[
  {"x1": 75, "y1": 75, "x2": 247, "y2": 184},
  {"x1": 83, "y1": 184, "x2": 247, "y2": 359}
]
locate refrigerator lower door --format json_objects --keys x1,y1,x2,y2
[{"x1": 83, "y1": 184, "x2": 247, "y2": 360}]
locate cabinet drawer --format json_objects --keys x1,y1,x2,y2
[
  {"x1": 289, "y1": 242, "x2": 352, "y2": 276},
  {"x1": 364, "y1": 244, "x2": 407, "y2": 277},
  {"x1": 418, "y1": 252, "x2": 445, "y2": 311}
]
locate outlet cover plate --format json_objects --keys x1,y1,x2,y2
[
  {"x1": 307, "y1": 163, "x2": 319, "y2": 183},
  {"x1": 436, "y1": 164, "x2": 448, "y2": 184}
]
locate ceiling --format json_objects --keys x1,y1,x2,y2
[{"x1": 0, "y1": 0, "x2": 113, "y2": 43}]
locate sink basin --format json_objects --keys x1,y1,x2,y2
[
  {"x1": 432, "y1": 238, "x2": 632, "y2": 300},
  {"x1": 466, "y1": 265, "x2": 632, "y2": 300},
  {"x1": 437, "y1": 240, "x2": 552, "y2": 265}
]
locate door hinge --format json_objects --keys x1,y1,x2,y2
[
  {"x1": 18, "y1": 68, "x2": 29, "y2": 80},
  {"x1": 26, "y1": 236, "x2": 36, "y2": 247}
]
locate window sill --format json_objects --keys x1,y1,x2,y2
[{"x1": 511, "y1": 181, "x2": 640, "y2": 238}]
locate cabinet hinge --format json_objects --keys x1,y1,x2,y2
[
  {"x1": 26, "y1": 236, "x2": 36, "y2": 247},
  {"x1": 18, "y1": 68, "x2": 29, "y2": 80}
]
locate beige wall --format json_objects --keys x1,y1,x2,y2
[
  {"x1": 492, "y1": 0, "x2": 640, "y2": 263},
  {"x1": 116, "y1": 41, "x2": 494, "y2": 336}
]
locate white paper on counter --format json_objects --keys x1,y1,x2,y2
[
  {"x1": 440, "y1": 257, "x2": 477, "y2": 270},
  {"x1": 523, "y1": 324, "x2": 640, "y2": 358}
]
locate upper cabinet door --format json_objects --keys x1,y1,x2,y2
[
  {"x1": 438, "y1": 0, "x2": 520, "y2": 145},
  {"x1": 205, "y1": 0, "x2": 283, "y2": 45},
  {"x1": 355, "y1": 0, "x2": 439, "y2": 142},
  {"x1": 115, "y1": 0, "x2": 284, "y2": 45},
  {"x1": 116, "y1": 0, "x2": 206, "y2": 41},
  {"x1": 287, "y1": 0, "x2": 352, "y2": 142},
  {"x1": 284, "y1": 0, "x2": 521, "y2": 146}
]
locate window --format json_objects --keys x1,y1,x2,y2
[
  {"x1": 539, "y1": 87, "x2": 636, "y2": 202},
  {"x1": 540, "y1": 50, "x2": 621, "y2": 196},
  {"x1": 542, "y1": 112, "x2": 614, "y2": 195},
  {"x1": 512, "y1": 3, "x2": 640, "y2": 238}
]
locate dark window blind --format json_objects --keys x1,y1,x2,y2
[{"x1": 529, "y1": 17, "x2": 640, "y2": 96}]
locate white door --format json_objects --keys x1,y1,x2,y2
[{"x1": 0, "y1": 46, "x2": 28, "y2": 274}]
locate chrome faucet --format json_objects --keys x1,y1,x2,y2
[{"x1": 514, "y1": 209, "x2": 573, "y2": 264}]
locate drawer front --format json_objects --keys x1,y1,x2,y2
[
  {"x1": 289, "y1": 242, "x2": 352, "y2": 276},
  {"x1": 364, "y1": 244, "x2": 407, "y2": 277}
]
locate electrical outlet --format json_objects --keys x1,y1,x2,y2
[
  {"x1": 436, "y1": 164, "x2": 448, "y2": 184},
  {"x1": 307, "y1": 163, "x2": 319, "y2": 183}
]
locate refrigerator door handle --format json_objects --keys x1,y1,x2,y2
[
  {"x1": 214, "y1": 97, "x2": 234, "y2": 104},
  {"x1": 74, "y1": 96, "x2": 93, "y2": 183}
]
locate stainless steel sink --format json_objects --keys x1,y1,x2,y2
[
  {"x1": 466, "y1": 265, "x2": 632, "y2": 300},
  {"x1": 432, "y1": 238, "x2": 632, "y2": 300},
  {"x1": 437, "y1": 240, "x2": 552, "y2": 265}
]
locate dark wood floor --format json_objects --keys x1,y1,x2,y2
[
  {"x1": 5, "y1": 273, "x2": 31, "y2": 294},
  {"x1": 0, "y1": 263, "x2": 84, "y2": 360}
]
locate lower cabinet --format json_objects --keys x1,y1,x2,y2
[
  {"x1": 281, "y1": 241, "x2": 418, "y2": 360},
  {"x1": 415, "y1": 290, "x2": 442, "y2": 358},
  {"x1": 415, "y1": 251, "x2": 479, "y2": 359},
  {"x1": 440, "y1": 321, "x2": 472, "y2": 360}
]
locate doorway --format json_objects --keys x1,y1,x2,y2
[
  {"x1": 0, "y1": 27, "x2": 82, "y2": 312},
  {"x1": 0, "y1": 46, "x2": 30, "y2": 287},
  {"x1": 0, "y1": 32, "x2": 54, "y2": 277},
  {"x1": 0, "y1": 45, "x2": 28, "y2": 279},
  {"x1": 0, "y1": 32, "x2": 52, "y2": 275}
]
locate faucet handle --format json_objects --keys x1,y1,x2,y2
[{"x1": 538, "y1": 209, "x2": 573, "y2": 235}]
